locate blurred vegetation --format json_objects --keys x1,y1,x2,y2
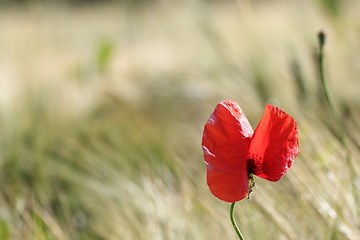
[{"x1": 0, "y1": 0, "x2": 360, "y2": 239}]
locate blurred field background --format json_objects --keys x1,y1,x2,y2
[{"x1": 0, "y1": 0, "x2": 360, "y2": 239}]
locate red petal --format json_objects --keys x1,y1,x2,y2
[
  {"x1": 248, "y1": 104, "x2": 299, "y2": 181},
  {"x1": 206, "y1": 167, "x2": 249, "y2": 202},
  {"x1": 202, "y1": 100, "x2": 253, "y2": 202}
]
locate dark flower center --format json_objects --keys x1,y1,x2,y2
[
  {"x1": 247, "y1": 158, "x2": 255, "y2": 174},
  {"x1": 247, "y1": 154, "x2": 263, "y2": 176}
]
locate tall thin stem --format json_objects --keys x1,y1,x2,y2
[
  {"x1": 317, "y1": 31, "x2": 345, "y2": 144},
  {"x1": 317, "y1": 31, "x2": 360, "y2": 225},
  {"x1": 230, "y1": 202, "x2": 245, "y2": 240}
]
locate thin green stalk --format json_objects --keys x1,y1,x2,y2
[
  {"x1": 230, "y1": 202, "x2": 245, "y2": 240},
  {"x1": 317, "y1": 31, "x2": 345, "y2": 144},
  {"x1": 317, "y1": 31, "x2": 360, "y2": 225}
]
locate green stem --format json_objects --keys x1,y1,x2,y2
[
  {"x1": 317, "y1": 31, "x2": 360, "y2": 225},
  {"x1": 230, "y1": 202, "x2": 245, "y2": 240},
  {"x1": 317, "y1": 31, "x2": 345, "y2": 144}
]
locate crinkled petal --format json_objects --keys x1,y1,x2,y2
[
  {"x1": 202, "y1": 100, "x2": 253, "y2": 202},
  {"x1": 248, "y1": 104, "x2": 299, "y2": 181}
]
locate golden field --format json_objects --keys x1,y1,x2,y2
[{"x1": 0, "y1": 1, "x2": 360, "y2": 239}]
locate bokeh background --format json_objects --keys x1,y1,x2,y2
[{"x1": 0, "y1": 0, "x2": 360, "y2": 239}]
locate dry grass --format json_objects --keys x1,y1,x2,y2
[{"x1": 0, "y1": 1, "x2": 360, "y2": 239}]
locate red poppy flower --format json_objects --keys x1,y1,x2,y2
[{"x1": 202, "y1": 100, "x2": 299, "y2": 202}]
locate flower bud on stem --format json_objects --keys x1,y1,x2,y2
[
  {"x1": 317, "y1": 30, "x2": 360, "y2": 225},
  {"x1": 317, "y1": 31, "x2": 344, "y2": 143}
]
